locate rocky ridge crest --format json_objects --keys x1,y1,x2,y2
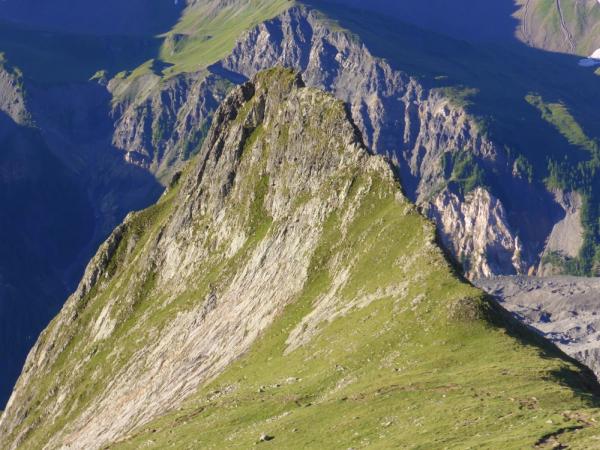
[
  {"x1": 0, "y1": 67, "x2": 420, "y2": 449},
  {"x1": 111, "y1": 6, "x2": 574, "y2": 279}
]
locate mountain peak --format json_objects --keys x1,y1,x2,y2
[{"x1": 2, "y1": 66, "x2": 599, "y2": 450}]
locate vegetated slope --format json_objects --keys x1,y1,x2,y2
[
  {"x1": 2, "y1": 68, "x2": 600, "y2": 450},
  {"x1": 0, "y1": 0, "x2": 296, "y2": 409},
  {"x1": 159, "y1": 0, "x2": 293, "y2": 76},
  {"x1": 517, "y1": 0, "x2": 600, "y2": 55},
  {"x1": 2, "y1": 0, "x2": 600, "y2": 427}
]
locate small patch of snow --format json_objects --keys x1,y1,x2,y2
[{"x1": 578, "y1": 48, "x2": 600, "y2": 67}]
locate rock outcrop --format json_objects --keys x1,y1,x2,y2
[
  {"x1": 427, "y1": 188, "x2": 526, "y2": 278},
  {"x1": 100, "y1": 5, "x2": 592, "y2": 281},
  {"x1": 0, "y1": 63, "x2": 28, "y2": 129},
  {"x1": 114, "y1": 6, "x2": 561, "y2": 279},
  {"x1": 215, "y1": 7, "x2": 577, "y2": 279},
  {"x1": 538, "y1": 190, "x2": 585, "y2": 276},
  {"x1": 110, "y1": 71, "x2": 230, "y2": 181},
  {"x1": 0, "y1": 68, "x2": 418, "y2": 449}
]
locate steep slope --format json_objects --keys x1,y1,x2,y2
[
  {"x1": 0, "y1": 0, "x2": 295, "y2": 409},
  {"x1": 114, "y1": 5, "x2": 527, "y2": 279},
  {"x1": 476, "y1": 276, "x2": 600, "y2": 381},
  {"x1": 3, "y1": 0, "x2": 600, "y2": 425},
  {"x1": 120, "y1": 3, "x2": 600, "y2": 279},
  {"x1": 2, "y1": 68, "x2": 600, "y2": 450},
  {"x1": 0, "y1": 61, "x2": 97, "y2": 405},
  {"x1": 313, "y1": 0, "x2": 600, "y2": 56},
  {"x1": 517, "y1": 0, "x2": 600, "y2": 56},
  {"x1": 0, "y1": 52, "x2": 167, "y2": 406}
]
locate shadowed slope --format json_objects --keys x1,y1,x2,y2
[{"x1": 0, "y1": 0, "x2": 183, "y2": 36}]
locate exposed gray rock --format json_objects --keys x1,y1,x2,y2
[
  {"x1": 103, "y1": 6, "x2": 573, "y2": 280},
  {"x1": 0, "y1": 68, "x2": 411, "y2": 450},
  {"x1": 427, "y1": 188, "x2": 525, "y2": 279},
  {"x1": 212, "y1": 6, "x2": 560, "y2": 278},
  {"x1": 538, "y1": 190, "x2": 584, "y2": 275},
  {"x1": 0, "y1": 64, "x2": 29, "y2": 136},
  {"x1": 476, "y1": 276, "x2": 600, "y2": 380},
  {"x1": 110, "y1": 71, "x2": 231, "y2": 182},
  {"x1": 259, "y1": 433, "x2": 274, "y2": 442}
]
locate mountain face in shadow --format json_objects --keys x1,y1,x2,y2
[
  {"x1": 315, "y1": 0, "x2": 600, "y2": 55},
  {"x1": 0, "y1": 114, "x2": 95, "y2": 405},
  {"x1": 0, "y1": 47, "x2": 165, "y2": 407},
  {"x1": 297, "y1": 0, "x2": 600, "y2": 275},
  {"x1": 314, "y1": 0, "x2": 521, "y2": 42},
  {"x1": 0, "y1": 0, "x2": 184, "y2": 36}
]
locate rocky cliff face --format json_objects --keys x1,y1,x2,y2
[
  {"x1": 0, "y1": 68, "x2": 415, "y2": 449},
  {"x1": 112, "y1": 6, "x2": 568, "y2": 279},
  {"x1": 110, "y1": 71, "x2": 230, "y2": 181},
  {"x1": 427, "y1": 188, "x2": 526, "y2": 278},
  {"x1": 215, "y1": 6, "x2": 581, "y2": 279},
  {"x1": 538, "y1": 191, "x2": 585, "y2": 276},
  {"x1": 0, "y1": 63, "x2": 28, "y2": 128}
]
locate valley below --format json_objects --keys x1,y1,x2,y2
[{"x1": 477, "y1": 276, "x2": 600, "y2": 382}]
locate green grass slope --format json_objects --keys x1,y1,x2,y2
[
  {"x1": 160, "y1": 0, "x2": 293, "y2": 77},
  {"x1": 112, "y1": 172, "x2": 600, "y2": 447},
  {"x1": 519, "y1": 0, "x2": 600, "y2": 55},
  {"x1": 2, "y1": 68, "x2": 600, "y2": 449},
  {"x1": 66, "y1": 70, "x2": 600, "y2": 448},
  {"x1": 0, "y1": 0, "x2": 294, "y2": 83},
  {"x1": 115, "y1": 303, "x2": 600, "y2": 448}
]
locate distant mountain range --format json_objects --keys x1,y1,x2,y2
[{"x1": 310, "y1": 0, "x2": 600, "y2": 54}]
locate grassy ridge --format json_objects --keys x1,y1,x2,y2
[
  {"x1": 159, "y1": 0, "x2": 293, "y2": 76},
  {"x1": 520, "y1": 0, "x2": 600, "y2": 55},
  {"x1": 3, "y1": 68, "x2": 600, "y2": 449},
  {"x1": 113, "y1": 169, "x2": 600, "y2": 449},
  {"x1": 0, "y1": 0, "x2": 294, "y2": 83}
]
